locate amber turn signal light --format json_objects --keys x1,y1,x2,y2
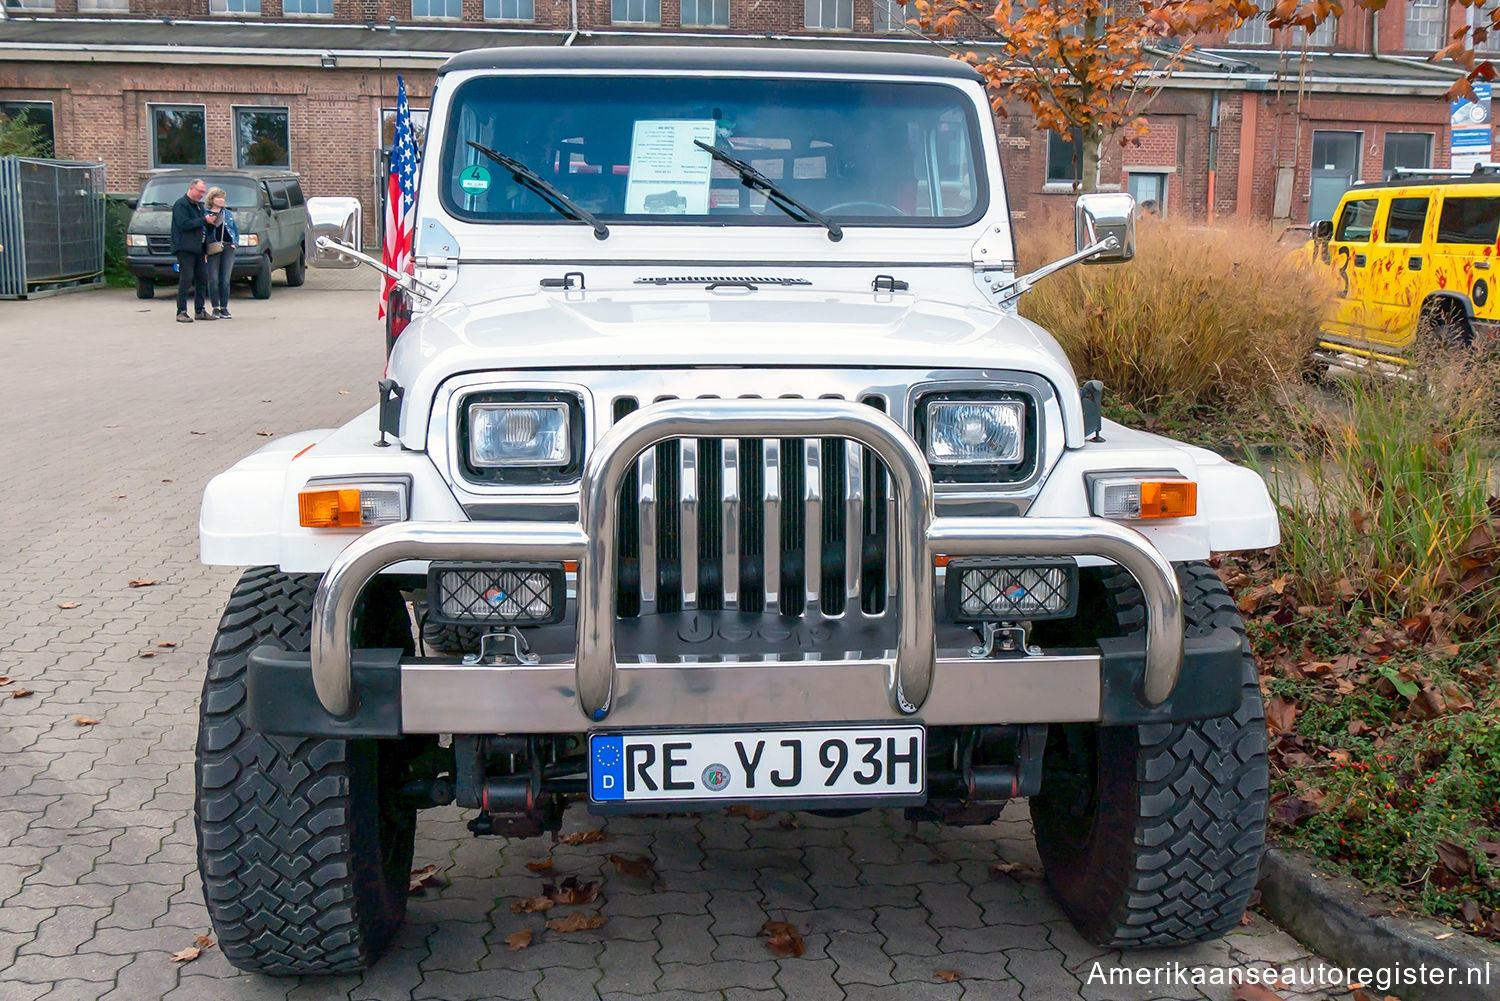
[
  {"x1": 298, "y1": 488, "x2": 364, "y2": 528},
  {"x1": 1138, "y1": 479, "x2": 1197, "y2": 519}
]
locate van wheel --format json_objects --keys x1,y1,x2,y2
[
  {"x1": 252, "y1": 255, "x2": 273, "y2": 299},
  {"x1": 1029, "y1": 562, "x2": 1268, "y2": 947},
  {"x1": 136, "y1": 278, "x2": 154, "y2": 300},
  {"x1": 285, "y1": 245, "x2": 307, "y2": 287}
]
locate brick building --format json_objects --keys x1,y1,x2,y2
[{"x1": 0, "y1": 0, "x2": 1473, "y2": 242}]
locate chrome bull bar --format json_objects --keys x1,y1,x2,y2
[{"x1": 309, "y1": 399, "x2": 1184, "y2": 721}]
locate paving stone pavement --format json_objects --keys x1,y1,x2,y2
[{"x1": 0, "y1": 276, "x2": 1355, "y2": 1001}]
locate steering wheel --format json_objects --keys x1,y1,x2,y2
[{"x1": 824, "y1": 200, "x2": 908, "y2": 217}]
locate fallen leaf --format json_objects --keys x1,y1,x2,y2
[
  {"x1": 161, "y1": 479, "x2": 172, "y2": 483},
  {"x1": 74, "y1": 716, "x2": 100, "y2": 726},
  {"x1": 778, "y1": 815, "x2": 799, "y2": 830},
  {"x1": 543, "y1": 875, "x2": 599, "y2": 905},
  {"x1": 504, "y1": 928, "x2": 533, "y2": 951},
  {"x1": 408, "y1": 863, "x2": 441, "y2": 892},
  {"x1": 989, "y1": 860, "x2": 1043, "y2": 880},
  {"x1": 1265, "y1": 695, "x2": 1298, "y2": 736},
  {"x1": 0, "y1": 677, "x2": 10, "y2": 687},
  {"x1": 193, "y1": 934, "x2": 214, "y2": 950},
  {"x1": 56, "y1": 602, "x2": 80, "y2": 609},
  {"x1": 524, "y1": 859, "x2": 554, "y2": 873},
  {"x1": 255, "y1": 431, "x2": 274, "y2": 437},
  {"x1": 11, "y1": 689, "x2": 34, "y2": 699},
  {"x1": 510, "y1": 896, "x2": 555, "y2": 914},
  {"x1": 338, "y1": 389, "x2": 351, "y2": 395},
  {"x1": 546, "y1": 911, "x2": 606, "y2": 933},
  {"x1": 934, "y1": 970, "x2": 962, "y2": 982},
  {"x1": 1436, "y1": 840, "x2": 1474, "y2": 877},
  {"x1": 170, "y1": 947, "x2": 202, "y2": 963},
  {"x1": 607, "y1": 854, "x2": 656, "y2": 879},
  {"x1": 1239, "y1": 910, "x2": 1253, "y2": 926},
  {"x1": 1435, "y1": 932, "x2": 1454, "y2": 940},
  {"x1": 1461, "y1": 899, "x2": 1482, "y2": 924},
  {"x1": 1230, "y1": 984, "x2": 1285, "y2": 1001},
  {"x1": 156, "y1": 641, "x2": 178, "y2": 649},
  {"x1": 190, "y1": 430, "x2": 207, "y2": 436},
  {"x1": 104, "y1": 423, "x2": 119, "y2": 428},
  {"x1": 1271, "y1": 796, "x2": 1318, "y2": 827},
  {"x1": 127, "y1": 579, "x2": 158, "y2": 588},
  {"x1": 759, "y1": 920, "x2": 805, "y2": 958},
  {"x1": 139, "y1": 651, "x2": 157, "y2": 659},
  {"x1": 726, "y1": 804, "x2": 772, "y2": 820},
  {"x1": 556, "y1": 829, "x2": 605, "y2": 845}
]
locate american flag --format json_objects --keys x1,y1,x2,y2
[{"x1": 380, "y1": 75, "x2": 417, "y2": 320}]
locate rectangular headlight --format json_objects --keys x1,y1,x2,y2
[
  {"x1": 925, "y1": 400, "x2": 1025, "y2": 465},
  {"x1": 469, "y1": 402, "x2": 571, "y2": 468},
  {"x1": 126, "y1": 234, "x2": 148, "y2": 247},
  {"x1": 944, "y1": 558, "x2": 1078, "y2": 622},
  {"x1": 428, "y1": 562, "x2": 565, "y2": 625},
  {"x1": 237, "y1": 234, "x2": 259, "y2": 247}
]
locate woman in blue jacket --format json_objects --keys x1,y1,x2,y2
[{"x1": 203, "y1": 187, "x2": 239, "y2": 319}]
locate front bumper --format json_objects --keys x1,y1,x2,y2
[
  {"x1": 268, "y1": 399, "x2": 1207, "y2": 736},
  {"x1": 127, "y1": 251, "x2": 258, "y2": 280}
]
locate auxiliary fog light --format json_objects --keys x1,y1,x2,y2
[
  {"x1": 427, "y1": 563, "x2": 566, "y2": 626},
  {"x1": 1090, "y1": 476, "x2": 1197, "y2": 520},
  {"x1": 297, "y1": 481, "x2": 409, "y2": 528},
  {"x1": 943, "y1": 558, "x2": 1078, "y2": 622}
]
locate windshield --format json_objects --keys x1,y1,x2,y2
[
  {"x1": 441, "y1": 76, "x2": 985, "y2": 227},
  {"x1": 138, "y1": 177, "x2": 262, "y2": 210}
]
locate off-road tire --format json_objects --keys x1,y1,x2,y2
[
  {"x1": 285, "y1": 244, "x2": 307, "y2": 287},
  {"x1": 251, "y1": 254, "x2": 273, "y2": 299},
  {"x1": 195, "y1": 568, "x2": 418, "y2": 975},
  {"x1": 420, "y1": 617, "x2": 486, "y2": 655},
  {"x1": 135, "y1": 278, "x2": 154, "y2": 299},
  {"x1": 1030, "y1": 561, "x2": 1268, "y2": 947}
]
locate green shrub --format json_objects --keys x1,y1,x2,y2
[{"x1": 1018, "y1": 218, "x2": 1331, "y2": 413}]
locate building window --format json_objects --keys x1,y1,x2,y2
[
  {"x1": 381, "y1": 107, "x2": 431, "y2": 151},
  {"x1": 4, "y1": 0, "x2": 56, "y2": 10},
  {"x1": 873, "y1": 0, "x2": 908, "y2": 33},
  {"x1": 1228, "y1": 14, "x2": 1272, "y2": 45},
  {"x1": 284, "y1": 0, "x2": 332, "y2": 13},
  {"x1": 78, "y1": 0, "x2": 129, "y2": 10},
  {"x1": 1382, "y1": 132, "x2": 1433, "y2": 174},
  {"x1": 1, "y1": 101, "x2": 54, "y2": 156},
  {"x1": 208, "y1": 0, "x2": 260, "y2": 12},
  {"x1": 1046, "y1": 131, "x2": 1084, "y2": 186},
  {"x1": 412, "y1": 0, "x2": 460, "y2": 18},
  {"x1": 484, "y1": 0, "x2": 533, "y2": 18},
  {"x1": 235, "y1": 107, "x2": 290, "y2": 168},
  {"x1": 680, "y1": 0, "x2": 727, "y2": 26},
  {"x1": 1405, "y1": 0, "x2": 1447, "y2": 51},
  {"x1": 151, "y1": 105, "x2": 206, "y2": 168},
  {"x1": 1127, "y1": 172, "x2": 1168, "y2": 216},
  {"x1": 612, "y1": 0, "x2": 660, "y2": 24},
  {"x1": 1296, "y1": 16, "x2": 1336, "y2": 46},
  {"x1": 804, "y1": 0, "x2": 852, "y2": 30}
]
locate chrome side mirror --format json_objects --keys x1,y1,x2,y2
[
  {"x1": 1075, "y1": 192, "x2": 1136, "y2": 264},
  {"x1": 306, "y1": 196, "x2": 364, "y2": 269}
]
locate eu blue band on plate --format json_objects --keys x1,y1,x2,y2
[{"x1": 591, "y1": 735, "x2": 625, "y2": 801}]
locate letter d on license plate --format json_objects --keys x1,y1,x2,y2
[{"x1": 589, "y1": 725, "x2": 924, "y2": 804}]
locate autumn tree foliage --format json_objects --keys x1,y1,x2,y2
[{"x1": 912, "y1": 0, "x2": 1496, "y2": 194}]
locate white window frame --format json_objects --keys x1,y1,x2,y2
[
  {"x1": 680, "y1": 0, "x2": 728, "y2": 27},
  {"x1": 484, "y1": 0, "x2": 534, "y2": 20},
  {"x1": 804, "y1": 0, "x2": 853, "y2": 31},
  {"x1": 149, "y1": 103, "x2": 208, "y2": 169},
  {"x1": 233, "y1": 105, "x2": 291, "y2": 169},
  {"x1": 1296, "y1": 15, "x2": 1336, "y2": 46},
  {"x1": 411, "y1": 0, "x2": 461, "y2": 20},
  {"x1": 283, "y1": 0, "x2": 333, "y2": 16},
  {"x1": 1405, "y1": 0, "x2": 1447, "y2": 52},
  {"x1": 1, "y1": 99, "x2": 55, "y2": 155},
  {"x1": 611, "y1": 0, "x2": 661, "y2": 25},
  {"x1": 208, "y1": 0, "x2": 261, "y2": 13},
  {"x1": 1228, "y1": 14, "x2": 1272, "y2": 46},
  {"x1": 873, "y1": 0, "x2": 908, "y2": 33},
  {"x1": 4, "y1": 0, "x2": 57, "y2": 10},
  {"x1": 1382, "y1": 131, "x2": 1434, "y2": 173},
  {"x1": 77, "y1": 0, "x2": 130, "y2": 12}
]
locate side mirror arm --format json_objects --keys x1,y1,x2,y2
[
  {"x1": 991, "y1": 235, "x2": 1119, "y2": 307},
  {"x1": 314, "y1": 236, "x2": 440, "y2": 301}
]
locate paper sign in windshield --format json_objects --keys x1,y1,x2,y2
[{"x1": 625, "y1": 120, "x2": 715, "y2": 215}]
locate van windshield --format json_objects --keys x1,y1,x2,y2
[
  {"x1": 440, "y1": 75, "x2": 985, "y2": 227},
  {"x1": 138, "y1": 177, "x2": 262, "y2": 210}
]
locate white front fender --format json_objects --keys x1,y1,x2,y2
[
  {"x1": 200, "y1": 407, "x2": 467, "y2": 572},
  {"x1": 1033, "y1": 420, "x2": 1279, "y2": 563}
]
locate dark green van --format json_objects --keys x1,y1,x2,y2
[{"x1": 126, "y1": 168, "x2": 310, "y2": 300}]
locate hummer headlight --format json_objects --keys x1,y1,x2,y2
[
  {"x1": 925, "y1": 400, "x2": 1026, "y2": 465},
  {"x1": 468, "y1": 402, "x2": 571, "y2": 468}
]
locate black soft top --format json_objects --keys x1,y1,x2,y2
[{"x1": 438, "y1": 45, "x2": 982, "y2": 81}]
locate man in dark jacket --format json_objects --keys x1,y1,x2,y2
[{"x1": 170, "y1": 178, "x2": 218, "y2": 323}]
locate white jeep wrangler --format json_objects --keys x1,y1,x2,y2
[{"x1": 195, "y1": 46, "x2": 1279, "y2": 975}]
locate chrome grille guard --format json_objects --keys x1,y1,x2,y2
[{"x1": 309, "y1": 399, "x2": 1184, "y2": 722}]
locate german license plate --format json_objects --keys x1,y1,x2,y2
[{"x1": 588, "y1": 725, "x2": 924, "y2": 804}]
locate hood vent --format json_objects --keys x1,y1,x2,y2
[{"x1": 634, "y1": 276, "x2": 812, "y2": 286}]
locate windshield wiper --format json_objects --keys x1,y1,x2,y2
[
  {"x1": 693, "y1": 140, "x2": 842, "y2": 242},
  {"x1": 466, "y1": 140, "x2": 609, "y2": 241}
]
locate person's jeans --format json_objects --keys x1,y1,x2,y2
[
  {"x1": 204, "y1": 246, "x2": 235, "y2": 310},
  {"x1": 175, "y1": 251, "x2": 207, "y2": 316}
]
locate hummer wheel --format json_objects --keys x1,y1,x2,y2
[
  {"x1": 1029, "y1": 561, "x2": 1268, "y2": 947},
  {"x1": 195, "y1": 568, "x2": 417, "y2": 974}
]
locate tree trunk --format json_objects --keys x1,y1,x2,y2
[{"x1": 1079, "y1": 130, "x2": 1102, "y2": 193}]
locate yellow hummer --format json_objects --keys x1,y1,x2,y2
[{"x1": 1314, "y1": 169, "x2": 1500, "y2": 362}]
